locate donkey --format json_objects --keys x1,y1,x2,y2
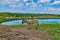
[
  {"x1": 22, "y1": 19, "x2": 39, "y2": 25},
  {"x1": 22, "y1": 19, "x2": 39, "y2": 29}
]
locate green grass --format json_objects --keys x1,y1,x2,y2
[
  {"x1": 38, "y1": 24, "x2": 60, "y2": 40},
  {"x1": 0, "y1": 24, "x2": 60, "y2": 40}
]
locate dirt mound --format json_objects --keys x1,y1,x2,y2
[{"x1": 0, "y1": 27, "x2": 53, "y2": 40}]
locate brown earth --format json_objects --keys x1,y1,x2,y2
[{"x1": 0, "y1": 27, "x2": 53, "y2": 40}]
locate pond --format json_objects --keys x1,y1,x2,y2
[{"x1": 1, "y1": 19, "x2": 60, "y2": 25}]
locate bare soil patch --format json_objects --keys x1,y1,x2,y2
[{"x1": 0, "y1": 27, "x2": 53, "y2": 40}]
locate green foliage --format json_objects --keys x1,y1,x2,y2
[
  {"x1": 38, "y1": 24, "x2": 60, "y2": 40},
  {"x1": 0, "y1": 12, "x2": 60, "y2": 18}
]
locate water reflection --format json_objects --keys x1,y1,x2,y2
[{"x1": 1, "y1": 19, "x2": 60, "y2": 25}]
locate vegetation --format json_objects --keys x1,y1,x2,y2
[
  {"x1": 0, "y1": 12, "x2": 60, "y2": 18},
  {"x1": 0, "y1": 12, "x2": 60, "y2": 23},
  {"x1": 0, "y1": 24, "x2": 60, "y2": 40}
]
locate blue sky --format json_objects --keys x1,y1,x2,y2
[{"x1": 0, "y1": 0, "x2": 60, "y2": 14}]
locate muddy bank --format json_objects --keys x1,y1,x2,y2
[{"x1": 0, "y1": 27, "x2": 53, "y2": 40}]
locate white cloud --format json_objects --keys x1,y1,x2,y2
[
  {"x1": 17, "y1": 3, "x2": 24, "y2": 7},
  {"x1": 9, "y1": 4, "x2": 16, "y2": 7},
  {"x1": 0, "y1": 0, "x2": 20, "y2": 4},
  {"x1": 9, "y1": 3, "x2": 24, "y2": 8},
  {"x1": 29, "y1": 2, "x2": 38, "y2": 11},
  {"x1": 51, "y1": 1, "x2": 60, "y2": 5},
  {"x1": 56, "y1": 8, "x2": 60, "y2": 11},
  {"x1": 15, "y1": 0, "x2": 20, "y2": 2},
  {"x1": 0, "y1": 0, "x2": 60, "y2": 13},
  {"x1": 47, "y1": 7, "x2": 60, "y2": 12},
  {"x1": 39, "y1": 0, "x2": 51, "y2": 2},
  {"x1": 26, "y1": 3, "x2": 30, "y2": 6},
  {"x1": 24, "y1": 0, "x2": 34, "y2": 6},
  {"x1": 23, "y1": 0, "x2": 28, "y2": 2},
  {"x1": 48, "y1": 7, "x2": 56, "y2": 11}
]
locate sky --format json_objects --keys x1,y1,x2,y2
[{"x1": 0, "y1": 0, "x2": 60, "y2": 14}]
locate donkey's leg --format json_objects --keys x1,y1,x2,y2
[
  {"x1": 22, "y1": 21, "x2": 24, "y2": 24},
  {"x1": 35, "y1": 24, "x2": 39, "y2": 29},
  {"x1": 21, "y1": 21, "x2": 24, "y2": 27},
  {"x1": 35, "y1": 22, "x2": 39, "y2": 29},
  {"x1": 27, "y1": 23, "x2": 32, "y2": 30}
]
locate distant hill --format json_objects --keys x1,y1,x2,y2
[{"x1": 0, "y1": 12, "x2": 60, "y2": 18}]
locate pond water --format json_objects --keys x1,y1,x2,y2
[{"x1": 1, "y1": 19, "x2": 60, "y2": 25}]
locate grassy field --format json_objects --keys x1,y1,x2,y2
[{"x1": 0, "y1": 24, "x2": 60, "y2": 40}]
